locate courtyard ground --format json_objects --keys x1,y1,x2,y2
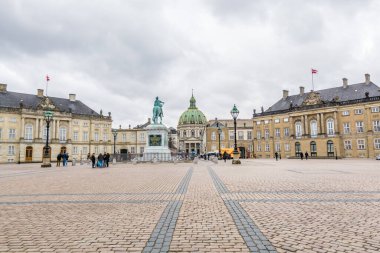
[{"x1": 0, "y1": 159, "x2": 379, "y2": 252}]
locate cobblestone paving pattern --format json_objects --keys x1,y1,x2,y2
[{"x1": 0, "y1": 160, "x2": 380, "y2": 252}]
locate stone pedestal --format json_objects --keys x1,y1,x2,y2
[
  {"x1": 41, "y1": 146, "x2": 52, "y2": 168},
  {"x1": 143, "y1": 123, "x2": 171, "y2": 161}
]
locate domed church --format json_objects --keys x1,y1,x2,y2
[{"x1": 177, "y1": 93, "x2": 207, "y2": 155}]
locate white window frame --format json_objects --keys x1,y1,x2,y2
[
  {"x1": 374, "y1": 139, "x2": 380, "y2": 150},
  {"x1": 295, "y1": 122, "x2": 302, "y2": 138},
  {"x1": 326, "y1": 118, "x2": 334, "y2": 136},
  {"x1": 95, "y1": 132, "x2": 99, "y2": 141},
  {"x1": 354, "y1": 109, "x2": 363, "y2": 115},
  {"x1": 238, "y1": 131, "x2": 244, "y2": 140},
  {"x1": 357, "y1": 139, "x2": 365, "y2": 150},
  {"x1": 371, "y1": 107, "x2": 380, "y2": 113},
  {"x1": 343, "y1": 123, "x2": 350, "y2": 134},
  {"x1": 285, "y1": 143, "x2": 290, "y2": 152},
  {"x1": 356, "y1": 121, "x2": 364, "y2": 133},
  {"x1": 83, "y1": 131, "x2": 88, "y2": 141},
  {"x1": 284, "y1": 128, "x2": 289, "y2": 137},
  {"x1": 256, "y1": 130, "x2": 261, "y2": 139},
  {"x1": 9, "y1": 129, "x2": 16, "y2": 140},
  {"x1": 265, "y1": 143, "x2": 270, "y2": 152},
  {"x1": 8, "y1": 145, "x2": 15, "y2": 155},
  {"x1": 275, "y1": 143, "x2": 281, "y2": 152},
  {"x1": 373, "y1": 120, "x2": 380, "y2": 132},
  {"x1": 342, "y1": 111, "x2": 350, "y2": 116},
  {"x1": 24, "y1": 124, "x2": 33, "y2": 140},
  {"x1": 59, "y1": 127, "x2": 67, "y2": 141},
  {"x1": 247, "y1": 131, "x2": 252, "y2": 140},
  {"x1": 122, "y1": 133, "x2": 127, "y2": 142},
  {"x1": 275, "y1": 128, "x2": 280, "y2": 137},
  {"x1": 211, "y1": 132, "x2": 216, "y2": 141},
  {"x1": 310, "y1": 120, "x2": 318, "y2": 137},
  {"x1": 73, "y1": 131, "x2": 78, "y2": 141},
  {"x1": 344, "y1": 140, "x2": 352, "y2": 150},
  {"x1": 264, "y1": 129, "x2": 269, "y2": 139},
  {"x1": 257, "y1": 142, "x2": 262, "y2": 152}
]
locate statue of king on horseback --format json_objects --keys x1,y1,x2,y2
[{"x1": 152, "y1": 96, "x2": 164, "y2": 124}]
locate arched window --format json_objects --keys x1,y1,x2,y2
[
  {"x1": 327, "y1": 140, "x2": 334, "y2": 156},
  {"x1": 25, "y1": 124, "x2": 33, "y2": 140},
  {"x1": 310, "y1": 120, "x2": 318, "y2": 137},
  {"x1": 191, "y1": 130, "x2": 195, "y2": 137},
  {"x1": 59, "y1": 127, "x2": 67, "y2": 141},
  {"x1": 43, "y1": 126, "x2": 51, "y2": 140},
  {"x1": 295, "y1": 142, "x2": 301, "y2": 157},
  {"x1": 183, "y1": 130, "x2": 186, "y2": 137},
  {"x1": 220, "y1": 132, "x2": 225, "y2": 141},
  {"x1": 326, "y1": 118, "x2": 334, "y2": 136},
  {"x1": 310, "y1": 141, "x2": 317, "y2": 156},
  {"x1": 295, "y1": 121, "x2": 302, "y2": 138}
]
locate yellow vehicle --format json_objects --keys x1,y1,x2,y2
[{"x1": 220, "y1": 148, "x2": 240, "y2": 158}]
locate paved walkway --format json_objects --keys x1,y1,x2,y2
[{"x1": 0, "y1": 160, "x2": 379, "y2": 252}]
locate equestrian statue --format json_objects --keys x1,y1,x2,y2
[{"x1": 152, "y1": 97, "x2": 164, "y2": 124}]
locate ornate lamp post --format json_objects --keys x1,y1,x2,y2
[
  {"x1": 41, "y1": 110, "x2": 53, "y2": 167},
  {"x1": 112, "y1": 129, "x2": 118, "y2": 164},
  {"x1": 215, "y1": 118, "x2": 222, "y2": 159},
  {"x1": 230, "y1": 104, "x2": 240, "y2": 164}
]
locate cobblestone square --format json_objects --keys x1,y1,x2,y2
[{"x1": 0, "y1": 159, "x2": 379, "y2": 252}]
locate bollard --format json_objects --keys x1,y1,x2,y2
[{"x1": 72, "y1": 158, "x2": 76, "y2": 166}]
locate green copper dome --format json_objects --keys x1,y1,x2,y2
[{"x1": 178, "y1": 94, "x2": 207, "y2": 125}]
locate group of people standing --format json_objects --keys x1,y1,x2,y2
[
  {"x1": 88, "y1": 153, "x2": 111, "y2": 168},
  {"x1": 56, "y1": 151, "x2": 69, "y2": 167},
  {"x1": 274, "y1": 151, "x2": 310, "y2": 160}
]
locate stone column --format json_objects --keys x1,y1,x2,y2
[
  {"x1": 317, "y1": 114, "x2": 320, "y2": 134},
  {"x1": 289, "y1": 116, "x2": 294, "y2": 137},
  {"x1": 38, "y1": 118, "x2": 42, "y2": 138},
  {"x1": 68, "y1": 120, "x2": 72, "y2": 140},
  {"x1": 52, "y1": 120, "x2": 56, "y2": 139},
  {"x1": 301, "y1": 115, "x2": 304, "y2": 136},
  {"x1": 21, "y1": 117, "x2": 25, "y2": 138},
  {"x1": 333, "y1": 111, "x2": 338, "y2": 134},
  {"x1": 304, "y1": 115, "x2": 308, "y2": 135},
  {"x1": 320, "y1": 113, "x2": 325, "y2": 134},
  {"x1": 34, "y1": 118, "x2": 39, "y2": 139},
  {"x1": 56, "y1": 120, "x2": 60, "y2": 139}
]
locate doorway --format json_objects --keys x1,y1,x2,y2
[{"x1": 25, "y1": 146, "x2": 33, "y2": 162}]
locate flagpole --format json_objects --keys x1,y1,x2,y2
[
  {"x1": 46, "y1": 79, "x2": 48, "y2": 97},
  {"x1": 312, "y1": 72, "x2": 314, "y2": 91}
]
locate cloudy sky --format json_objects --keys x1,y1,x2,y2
[{"x1": 1, "y1": 0, "x2": 379, "y2": 128}]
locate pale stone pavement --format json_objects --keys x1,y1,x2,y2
[{"x1": 0, "y1": 159, "x2": 379, "y2": 252}]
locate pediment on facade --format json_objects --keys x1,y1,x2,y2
[
  {"x1": 302, "y1": 92, "x2": 322, "y2": 106},
  {"x1": 37, "y1": 97, "x2": 56, "y2": 110}
]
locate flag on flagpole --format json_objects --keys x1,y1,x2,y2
[
  {"x1": 311, "y1": 69, "x2": 318, "y2": 74},
  {"x1": 46, "y1": 75, "x2": 50, "y2": 82}
]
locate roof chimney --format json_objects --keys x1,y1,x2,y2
[
  {"x1": 69, "y1": 94, "x2": 76, "y2": 102},
  {"x1": 299, "y1": 86, "x2": 305, "y2": 96},
  {"x1": 148, "y1": 118, "x2": 151, "y2": 123},
  {"x1": 342, "y1": 78, "x2": 348, "y2": 88},
  {"x1": 0, "y1": 83, "x2": 7, "y2": 93},
  {"x1": 365, "y1": 73, "x2": 371, "y2": 85},
  {"x1": 282, "y1": 90, "x2": 289, "y2": 100},
  {"x1": 37, "y1": 89, "x2": 44, "y2": 97}
]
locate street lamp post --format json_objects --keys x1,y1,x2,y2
[
  {"x1": 41, "y1": 110, "x2": 53, "y2": 168},
  {"x1": 215, "y1": 118, "x2": 222, "y2": 159},
  {"x1": 230, "y1": 104, "x2": 240, "y2": 164},
  {"x1": 112, "y1": 129, "x2": 118, "y2": 164}
]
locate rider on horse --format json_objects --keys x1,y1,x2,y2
[{"x1": 153, "y1": 97, "x2": 164, "y2": 124}]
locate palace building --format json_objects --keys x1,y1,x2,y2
[
  {"x1": 0, "y1": 83, "x2": 112, "y2": 163},
  {"x1": 177, "y1": 93, "x2": 207, "y2": 154},
  {"x1": 252, "y1": 74, "x2": 380, "y2": 159}
]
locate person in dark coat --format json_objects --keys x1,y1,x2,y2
[
  {"x1": 223, "y1": 151, "x2": 228, "y2": 163},
  {"x1": 91, "y1": 153, "x2": 96, "y2": 168},
  {"x1": 275, "y1": 152, "x2": 279, "y2": 161},
  {"x1": 105, "y1": 153, "x2": 110, "y2": 167},
  {"x1": 56, "y1": 152, "x2": 62, "y2": 167},
  {"x1": 62, "y1": 151, "x2": 69, "y2": 166},
  {"x1": 305, "y1": 151, "x2": 309, "y2": 160},
  {"x1": 300, "y1": 152, "x2": 304, "y2": 160}
]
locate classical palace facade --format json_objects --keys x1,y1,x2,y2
[
  {"x1": 252, "y1": 74, "x2": 380, "y2": 159},
  {"x1": 0, "y1": 84, "x2": 112, "y2": 163},
  {"x1": 205, "y1": 119, "x2": 254, "y2": 158}
]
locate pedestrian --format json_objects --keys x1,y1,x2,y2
[
  {"x1": 305, "y1": 151, "x2": 309, "y2": 160},
  {"x1": 56, "y1": 152, "x2": 62, "y2": 167},
  {"x1": 223, "y1": 151, "x2": 228, "y2": 163},
  {"x1": 98, "y1": 153, "x2": 104, "y2": 168},
  {"x1": 91, "y1": 153, "x2": 96, "y2": 168},
  {"x1": 62, "y1": 151, "x2": 69, "y2": 166},
  {"x1": 279, "y1": 154, "x2": 282, "y2": 160},
  {"x1": 275, "y1": 152, "x2": 278, "y2": 161},
  {"x1": 300, "y1": 152, "x2": 304, "y2": 160},
  {"x1": 105, "y1": 153, "x2": 110, "y2": 167}
]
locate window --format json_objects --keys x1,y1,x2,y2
[
  {"x1": 264, "y1": 129, "x2": 269, "y2": 139},
  {"x1": 183, "y1": 130, "x2": 187, "y2": 137},
  {"x1": 247, "y1": 131, "x2": 252, "y2": 140},
  {"x1": 83, "y1": 147, "x2": 88, "y2": 154},
  {"x1": 140, "y1": 133, "x2": 145, "y2": 141},
  {"x1": 229, "y1": 131, "x2": 234, "y2": 140},
  {"x1": 295, "y1": 122, "x2": 302, "y2": 138},
  {"x1": 356, "y1": 121, "x2": 364, "y2": 133},
  {"x1": 274, "y1": 119, "x2": 280, "y2": 123},
  {"x1": 0, "y1": 117, "x2": 3, "y2": 122},
  {"x1": 238, "y1": 131, "x2": 244, "y2": 140},
  {"x1": 326, "y1": 118, "x2": 334, "y2": 136},
  {"x1": 220, "y1": 132, "x2": 225, "y2": 140},
  {"x1": 327, "y1": 140, "x2": 334, "y2": 154},
  {"x1": 275, "y1": 143, "x2": 281, "y2": 152},
  {"x1": 9, "y1": 129, "x2": 16, "y2": 139},
  {"x1": 191, "y1": 130, "x2": 195, "y2": 137},
  {"x1": 122, "y1": 133, "x2": 127, "y2": 142},
  {"x1": 373, "y1": 120, "x2": 380, "y2": 132},
  {"x1": 265, "y1": 143, "x2": 270, "y2": 152},
  {"x1": 211, "y1": 132, "x2": 216, "y2": 141},
  {"x1": 95, "y1": 132, "x2": 99, "y2": 141},
  {"x1": 83, "y1": 131, "x2": 88, "y2": 141},
  {"x1": 275, "y1": 128, "x2": 280, "y2": 137},
  {"x1": 25, "y1": 124, "x2": 33, "y2": 140},
  {"x1": 9, "y1": 117, "x2": 17, "y2": 123},
  {"x1": 284, "y1": 128, "x2": 289, "y2": 137},
  {"x1": 256, "y1": 130, "x2": 261, "y2": 139},
  {"x1": 73, "y1": 146, "x2": 78, "y2": 154},
  {"x1": 140, "y1": 147, "x2": 144, "y2": 153},
  {"x1": 43, "y1": 127, "x2": 51, "y2": 140},
  {"x1": 73, "y1": 121, "x2": 79, "y2": 125},
  {"x1": 59, "y1": 127, "x2": 67, "y2": 141},
  {"x1": 310, "y1": 141, "x2": 317, "y2": 154},
  {"x1": 8, "y1": 145, "x2": 15, "y2": 155},
  {"x1": 285, "y1": 143, "x2": 290, "y2": 151},
  {"x1": 357, "y1": 139, "x2": 365, "y2": 150},
  {"x1": 256, "y1": 121, "x2": 261, "y2": 125},
  {"x1": 248, "y1": 144, "x2": 253, "y2": 152},
  {"x1": 73, "y1": 131, "x2": 78, "y2": 141},
  {"x1": 103, "y1": 132, "x2": 108, "y2": 141},
  {"x1": 284, "y1": 118, "x2": 289, "y2": 123},
  {"x1": 371, "y1": 107, "x2": 380, "y2": 113},
  {"x1": 343, "y1": 123, "x2": 350, "y2": 134},
  {"x1": 131, "y1": 147, "x2": 135, "y2": 153},
  {"x1": 342, "y1": 111, "x2": 350, "y2": 116},
  {"x1": 83, "y1": 122, "x2": 89, "y2": 127},
  {"x1": 374, "y1": 139, "x2": 380, "y2": 149},
  {"x1": 257, "y1": 142, "x2": 262, "y2": 152},
  {"x1": 310, "y1": 120, "x2": 318, "y2": 137},
  {"x1": 354, "y1": 109, "x2": 363, "y2": 115},
  {"x1": 264, "y1": 120, "x2": 269, "y2": 124},
  {"x1": 344, "y1": 140, "x2": 352, "y2": 150},
  {"x1": 94, "y1": 146, "x2": 99, "y2": 154}
]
